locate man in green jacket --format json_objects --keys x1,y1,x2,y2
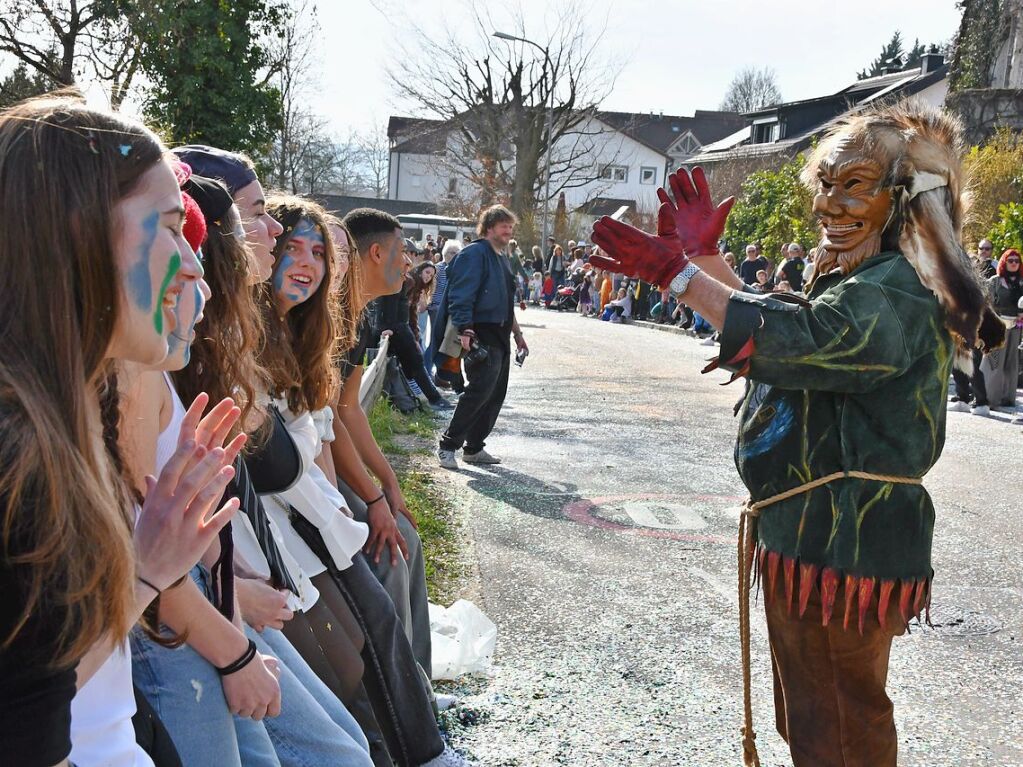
[{"x1": 591, "y1": 102, "x2": 1003, "y2": 767}]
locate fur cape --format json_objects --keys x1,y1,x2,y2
[{"x1": 802, "y1": 100, "x2": 1006, "y2": 365}]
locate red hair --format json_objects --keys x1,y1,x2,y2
[{"x1": 997, "y1": 249, "x2": 1022, "y2": 278}]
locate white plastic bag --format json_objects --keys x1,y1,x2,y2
[{"x1": 429, "y1": 599, "x2": 497, "y2": 681}]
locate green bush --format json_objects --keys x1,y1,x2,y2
[
  {"x1": 962, "y1": 128, "x2": 1023, "y2": 248},
  {"x1": 723, "y1": 153, "x2": 818, "y2": 262},
  {"x1": 987, "y1": 202, "x2": 1023, "y2": 254}
]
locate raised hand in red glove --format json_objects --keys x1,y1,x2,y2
[
  {"x1": 590, "y1": 204, "x2": 686, "y2": 287},
  {"x1": 657, "y1": 166, "x2": 735, "y2": 256},
  {"x1": 590, "y1": 166, "x2": 735, "y2": 286}
]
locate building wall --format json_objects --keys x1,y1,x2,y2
[{"x1": 387, "y1": 116, "x2": 670, "y2": 215}]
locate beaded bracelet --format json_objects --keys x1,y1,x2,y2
[{"x1": 215, "y1": 638, "x2": 258, "y2": 676}]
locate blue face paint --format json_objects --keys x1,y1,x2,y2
[
  {"x1": 168, "y1": 282, "x2": 204, "y2": 365},
  {"x1": 274, "y1": 219, "x2": 325, "y2": 309},
  {"x1": 127, "y1": 210, "x2": 160, "y2": 311},
  {"x1": 273, "y1": 252, "x2": 294, "y2": 296}
]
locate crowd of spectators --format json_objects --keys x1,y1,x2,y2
[{"x1": 0, "y1": 97, "x2": 471, "y2": 767}]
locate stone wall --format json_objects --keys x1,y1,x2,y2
[{"x1": 946, "y1": 88, "x2": 1023, "y2": 144}]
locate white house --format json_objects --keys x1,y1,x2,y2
[{"x1": 386, "y1": 109, "x2": 745, "y2": 219}]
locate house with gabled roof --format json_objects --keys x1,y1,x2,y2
[
  {"x1": 686, "y1": 53, "x2": 950, "y2": 181},
  {"x1": 385, "y1": 109, "x2": 744, "y2": 220}
]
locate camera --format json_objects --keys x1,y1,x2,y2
[{"x1": 463, "y1": 337, "x2": 489, "y2": 366}]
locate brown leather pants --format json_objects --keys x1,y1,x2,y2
[{"x1": 764, "y1": 580, "x2": 906, "y2": 767}]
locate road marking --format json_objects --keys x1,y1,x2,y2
[{"x1": 689, "y1": 566, "x2": 767, "y2": 640}]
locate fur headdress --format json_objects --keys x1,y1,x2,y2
[{"x1": 803, "y1": 100, "x2": 1005, "y2": 363}]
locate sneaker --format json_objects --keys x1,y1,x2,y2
[
  {"x1": 1012, "y1": 414, "x2": 1023, "y2": 425},
  {"x1": 430, "y1": 397, "x2": 455, "y2": 411},
  {"x1": 972, "y1": 405, "x2": 990, "y2": 416},
  {"x1": 438, "y1": 448, "x2": 459, "y2": 470},
  {"x1": 421, "y1": 745, "x2": 473, "y2": 767},
  {"x1": 700, "y1": 336, "x2": 718, "y2": 346},
  {"x1": 947, "y1": 400, "x2": 971, "y2": 412},
  {"x1": 463, "y1": 448, "x2": 501, "y2": 465}
]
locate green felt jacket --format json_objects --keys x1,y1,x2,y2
[{"x1": 718, "y1": 251, "x2": 953, "y2": 582}]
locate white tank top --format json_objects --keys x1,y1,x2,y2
[
  {"x1": 70, "y1": 637, "x2": 153, "y2": 767},
  {"x1": 69, "y1": 373, "x2": 185, "y2": 767},
  {"x1": 155, "y1": 372, "x2": 185, "y2": 471}
]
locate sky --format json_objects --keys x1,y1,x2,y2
[{"x1": 313, "y1": 0, "x2": 963, "y2": 136}]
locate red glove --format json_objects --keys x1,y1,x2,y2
[
  {"x1": 590, "y1": 166, "x2": 735, "y2": 285},
  {"x1": 656, "y1": 166, "x2": 735, "y2": 256},
  {"x1": 590, "y1": 205, "x2": 686, "y2": 287}
]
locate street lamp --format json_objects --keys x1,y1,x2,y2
[{"x1": 492, "y1": 30, "x2": 555, "y2": 251}]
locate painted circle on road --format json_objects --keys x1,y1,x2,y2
[{"x1": 562, "y1": 493, "x2": 743, "y2": 544}]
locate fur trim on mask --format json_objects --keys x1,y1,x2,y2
[{"x1": 804, "y1": 100, "x2": 1005, "y2": 368}]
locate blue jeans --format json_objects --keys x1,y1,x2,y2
[
  {"x1": 132, "y1": 566, "x2": 371, "y2": 767},
  {"x1": 131, "y1": 567, "x2": 274, "y2": 767},
  {"x1": 241, "y1": 626, "x2": 371, "y2": 767}
]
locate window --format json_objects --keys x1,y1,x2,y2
[
  {"x1": 600, "y1": 165, "x2": 628, "y2": 182},
  {"x1": 447, "y1": 178, "x2": 457, "y2": 195},
  {"x1": 752, "y1": 121, "x2": 779, "y2": 145},
  {"x1": 640, "y1": 167, "x2": 658, "y2": 185},
  {"x1": 677, "y1": 133, "x2": 700, "y2": 155}
]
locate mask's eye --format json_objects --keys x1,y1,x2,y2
[
  {"x1": 820, "y1": 178, "x2": 834, "y2": 190},
  {"x1": 845, "y1": 178, "x2": 861, "y2": 189}
]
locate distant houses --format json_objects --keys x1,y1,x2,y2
[
  {"x1": 328, "y1": 55, "x2": 953, "y2": 241},
  {"x1": 385, "y1": 110, "x2": 745, "y2": 222},
  {"x1": 686, "y1": 54, "x2": 949, "y2": 184}
]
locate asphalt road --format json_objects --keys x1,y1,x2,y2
[{"x1": 435, "y1": 307, "x2": 1023, "y2": 767}]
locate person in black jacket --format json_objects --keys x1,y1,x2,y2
[{"x1": 377, "y1": 242, "x2": 453, "y2": 411}]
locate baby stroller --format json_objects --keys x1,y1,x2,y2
[{"x1": 550, "y1": 285, "x2": 579, "y2": 312}]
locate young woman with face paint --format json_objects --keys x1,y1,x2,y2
[
  {"x1": 118, "y1": 177, "x2": 372, "y2": 767},
  {"x1": 0, "y1": 99, "x2": 244, "y2": 767},
  {"x1": 257, "y1": 198, "x2": 469, "y2": 767}
]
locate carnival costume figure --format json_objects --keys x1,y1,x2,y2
[{"x1": 589, "y1": 101, "x2": 1005, "y2": 767}]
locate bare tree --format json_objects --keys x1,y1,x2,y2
[
  {"x1": 263, "y1": 0, "x2": 319, "y2": 191},
  {"x1": 387, "y1": 0, "x2": 621, "y2": 227},
  {"x1": 355, "y1": 123, "x2": 389, "y2": 199},
  {"x1": 720, "y1": 66, "x2": 783, "y2": 114},
  {"x1": 0, "y1": 0, "x2": 143, "y2": 107}
]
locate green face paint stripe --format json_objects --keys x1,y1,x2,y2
[{"x1": 153, "y1": 252, "x2": 182, "y2": 334}]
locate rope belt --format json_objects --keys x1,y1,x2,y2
[{"x1": 736, "y1": 471, "x2": 922, "y2": 767}]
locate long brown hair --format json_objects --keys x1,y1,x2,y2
[
  {"x1": 408, "y1": 260, "x2": 437, "y2": 308},
  {"x1": 259, "y1": 196, "x2": 347, "y2": 413},
  {"x1": 0, "y1": 97, "x2": 163, "y2": 666},
  {"x1": 172, "y1": 202, "x2": 269, "y2": 435}
]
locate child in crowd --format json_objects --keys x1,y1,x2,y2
[
  {"x1": 541, "y1": 272, "x2": 555, "y2": 307},
  {"x1": 529, "y1": 271, "x2": 543, "y2": 305}
]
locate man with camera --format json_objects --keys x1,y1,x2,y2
[{"x1": 437, "y1": 205, "x2": 528, "y2": 470}]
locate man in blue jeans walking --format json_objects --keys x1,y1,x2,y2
[{"x1": 437, "y1": 205, "x2": 529, "y2": 470}]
